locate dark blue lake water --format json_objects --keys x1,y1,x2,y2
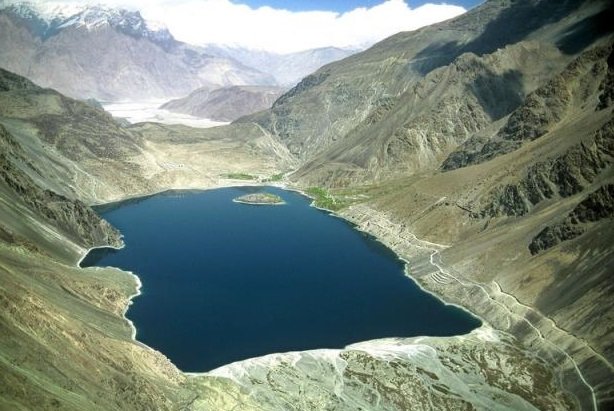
[{"x1": 81, "y1": 186, "x2": 480, "y2": 372}]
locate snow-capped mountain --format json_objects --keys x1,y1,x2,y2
[
  {"x1": 0, "y1": 1, "x2": 275, "y2": 100},
  {"x1": 2, "y1": 1, "x2": 174, "y2": 45},
  {"x1": 0, "y1": 1, "x2": 359, "y2": 101},
  {"x1": 3, "y1": 1, "x2": 84, "y2": 21}
]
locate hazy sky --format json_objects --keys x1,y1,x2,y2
[{"x1": 24, "y1": 0, "x2": 473, "y2": 53}]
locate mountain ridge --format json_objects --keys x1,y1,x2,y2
[
  {"x1": 0, "y1": 2, "x2": 276, "y2": 100},
  {"x1": 0, "y1": 1, "x2": 362, "y2": 101},
  {"x1": 1, "y1": 1, "x2": 174, "y2": 46},
  {"x1": 202, "y1": 44, "x2": 360, "y2": 87},
  {"x1": 242, "y1": 0, "x2": 611, "y2": 182}
]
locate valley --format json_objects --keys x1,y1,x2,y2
[
  {"x1": 0, "y1": 0, "x2": 613, "y2": 410},
  {"x1": 101, "y1": 101, "x2": 229, "y2": 129}
]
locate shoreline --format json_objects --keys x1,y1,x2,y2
[
  {"x1": 338, "y1": 203, "x2": 603, "y2": 409},
  {"x1": 124, "y1": 270, "x2": 143, "y2": 341},
  {"x1": 232, "y1": 200, "x2": 285, "y2": 205},
  {"x1": 232, "y1": 198, "x2": 286, "y2": 206},
  {"x1": 281, "y1": 185, "x2": 485, "y2": 322},
  {"x1": 76, "y1": 243, "x2": 144, "y2": 342},
  {"x1": 73, "y1": 181, "x2": 599, "y2": 407},
  {"x1": 188, "y1": 322, "x2": 493, "y2": 378},
  {"x1": 76, "y1": 243, "x2": 125, "y2": 268},
  {"x1": 232, "y1": 193, "x2": 286, "y2": 206},
  {"x1": 77, "y1": 181, "x2": 483, "y2": 351}
]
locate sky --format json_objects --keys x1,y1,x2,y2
[
  {"x1": 240, "y1": 0, "x2": 482, "y2": 13},
  {"x1": 25, "y1": 0, "x2": 479, "y2": 53}
]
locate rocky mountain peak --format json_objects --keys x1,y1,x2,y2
[
  {"x1": 65, "y1": 5, "x2": 174, "y2": 46},
  {"x1": 0, "y1": 1, "x2": 175, "y2": 47},
  {"x1": 1, "y1": 1, "x2": 82, "y2": 21}
]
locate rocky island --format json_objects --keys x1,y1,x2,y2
[{"x1": 233, "y1": 192, "x2": 285, "y2": 205}]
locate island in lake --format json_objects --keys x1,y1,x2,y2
[{"x1": 233, "y1": 192, "x2": 285, "y2": 205}]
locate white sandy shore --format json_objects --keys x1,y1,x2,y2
[
  {"x1": 232, "y1": 199, "x2": 286, "y2": 205},
  {"x1": 102, "y1": 101, "x2": 229, "y2": 129}
]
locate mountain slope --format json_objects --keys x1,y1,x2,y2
[
  {"x1": 233, "y1": 0, "x2": 614, "y2": 407},
  {"x1": 0, "y1": 2, "x2": 275, "y2": 100},
  {"x1": 203, "y1": 45, "x2": 359, "y2": 86},
  {"x1": 0, "y1": 67, "x2": 288, "y2": 202},
  {"x1": 0, "y1": 66, "x2": 295, "y2": 409},
  {"x1": 243, "y1": 0, "x2": 611, "y2": 182},
  {"x1": 161, "y1": 85, "x2": 286, "y2": 122},
  {"x1": 0, "y1": 67, "x2": 578, "y2": 411}
]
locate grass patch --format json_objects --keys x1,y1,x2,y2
[
  {"x1": 269, "y1": 173, "x2": 285, "y2": 182},
  {"x1": 262, "y1": 172, "x2": 285, "y2": 183},
  {"x1": 305, "y1": 187, "x2": 348, "y2": 211}
]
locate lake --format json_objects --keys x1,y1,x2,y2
[{"x1": 81, "y1": 186, "x2": 480, "y2": 372}]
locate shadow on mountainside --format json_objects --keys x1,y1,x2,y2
[
  {"x1": 556, "y1": 6, "x2": 614, "y2": 55},
  {"x1": 470, "y1": 69, "x2": 524, "y2": 120},
  {"x1": 412, "y1": 0, "x2": 589, "y2": 76}
]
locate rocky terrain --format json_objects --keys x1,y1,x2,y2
[
  {"x1": 0, "y1": 0, "x2": 613, "y2": 410},
  {"x1": 529, "y1": 184, "x2": 614, "y2": 254},
  {"x1": 233, "y1": 192, "x2": 285, "y2": 205},
  {"x1": 161, "y1": 85, "x2": 286, "y2": 122},
  {"x1": 191, "y1": 327, "x2": 575, "y2": 410}
]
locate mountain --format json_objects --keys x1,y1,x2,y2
[
  {"x1": 160, "y1": 85, "x2": 286, "y2": 122},
  {"x1": 1, "y1": 0, "x2": 614, "y2": 409},
  {"x1": 0, "y1": 67, "x2": 581, "y2": 411},
  {"x1": 235, "y1": 0, "x2": 614, "y2": 406},
  {"x1": 0, "y1": 1, "x2": 275, "y2": 100},
  {"x1": 157, "y1": 44, "x2": 358, "y2": 120},
  {"x1": 0, "y1": 1, "x2": 358, "y2": 104},
  {"x1": 0, "y1": 67, "x2": 293, "y2": 406},
  {"x1": 244, "y1": 0, "x2": 609, "y2": 170},
  {"x1": 203, "y1": 45, "x2": 359, "y2": 86}
]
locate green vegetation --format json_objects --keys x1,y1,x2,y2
[
  {"x1": 269, "y1": 173, "x2": 285, "y2": 181},
  {"x1": 304, "y1": 186, "x2": 372, "y2": 211},
  {"x1": 305, "y1": 187, "x2": 346, "y2": 211},
  {"x1": 262, "y1": 172, "x2": 285, "y2": 183},
  {"x1": 223, "y1": 172, "x2": 257, "y2": 180}
]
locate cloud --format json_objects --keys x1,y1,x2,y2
[{"x1": 19, "y1": 0, "x2": 466, "y2": 53}]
